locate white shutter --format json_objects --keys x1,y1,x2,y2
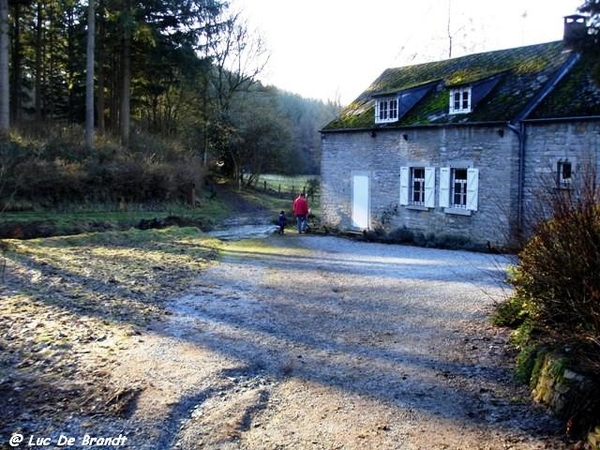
[
  {"x1": 399, "y1": 166, "x2": 409, "y2": 205},
  {"x1": 439, "y1": 167, "x2": 450, "y2": 208},
  {"x1": 467, "y1": 168, "x2": 479, "y2": 211},
  {"x1": 425, "y1": 167, "x2": 435, "y2": 208}
]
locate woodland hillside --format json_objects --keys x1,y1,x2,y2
[{"x1": 0, "y1": 1, "x2": 338, "y2": 212}]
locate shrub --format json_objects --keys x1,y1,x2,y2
[
  {"x1": 12, "y1": 158, "x2": 87, "y2": 204},
  {"x1": 1, "y1": 124, "x2": 206, "y2": 207},
  {"x1": 412, "y1": 231, "x2": 427, "y2": 247},
  {"x1": 509, "y1": 163, "x2": 600, "y2": 337},
  {"x1": 305, "y1": 178, "x2": 319, "y2": 198},
  {"x1": 514, "y1": 205, "x2": 600, "y2": 335},
  {"x1": 430, "y1": 233, "x2": 477, "y2": 250},
  {"x1": 515, "y1": 345, "x2": 545, "y2": 384},
  {"x1": 491, "y1": 293, "x2": 534, "y2": 329},
  {"x1": 388, "y1": 226, "x2": 414, "y2": 244}
]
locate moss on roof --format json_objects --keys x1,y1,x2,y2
[
  {"x1": 530, "y1": 57, "x2": 600, "y2": 118},
  {"x1": 323, "y1": 41, "x2": 591, "y2": 131}
]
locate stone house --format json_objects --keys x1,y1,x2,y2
[{"x1": 320, "y1": 16, "x2": 600, "y2": 249}]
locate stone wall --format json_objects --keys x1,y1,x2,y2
[
  {"x1": 527, "y1": 351, "x2": 600, "y2": 446},
  {"x1": 321, "y1": 120, "x2": 600, "y2": 248},
  {"x1": 321, "y1": 125, "x2": 519, "y2": 247},
  {"x1": 521, "y1": 120, "x2": 600, "y2": 233}
]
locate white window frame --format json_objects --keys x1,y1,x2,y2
[
  {"x1": 557, "y1": 160, "x2": 572, "y2": 189},
  {"x1": 412, "y1": 167, "x2": 426, "y2": 206},
  {"x1": 449, "y1": 87, "x2": 472, "y2": 114},
  {"x1": 451, "y1": 168, "x2": 468, "y2": 209},
  {"x1": 400, "y1": 166, "x2": 435, "y2": 208},
  {"x1": 439, "y1": 167, "x2": 478, "y2": 212},
  {"x1": 375, "y1": 97, "x2": 399, "y2": 123}
]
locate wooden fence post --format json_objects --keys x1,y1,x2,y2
[{"x1": 190, "y1": 183, "x2": 196, "y2": 209}]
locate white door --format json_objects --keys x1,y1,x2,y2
[{"x1": 352, "y1": 174, "x2": 370, "y2": 229}]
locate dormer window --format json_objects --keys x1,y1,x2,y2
[
  {"x1": 449, "y1": 87, "x2": 472, "y2": 114},
  {"x1": 375, "y1": 97, "x2": 399, "y2": 123}
]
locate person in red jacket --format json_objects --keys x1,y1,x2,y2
[{"x1": 292, "y1": 192, "x2": 309, "y2": 233}]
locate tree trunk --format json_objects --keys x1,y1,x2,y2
[
  {"x1": 47, "y1": 3, "x2": 56, "y2": 119},
  {"x1": 96, "y1": 0, "x2": 105, "y2": 134},
  {"x1": 107, "y1": 51, "x2": 118, "y2": 134},
  {"x1": 119, "y1": 1, "x2": 132, "y2": 147},
  {"x1": 34, "y1": 2, "x2": 43, "y2": 120},
  {"x1": 10, "y1": 1, "x2": 21, "y2": 123},
  {"x1": 0, "y1": 0, "x2": 8, "y2": 134},
  {"x1": 85, "y1": 0, "x2": 95, "y2": 150},
  {"x1": 66, "y1": 6, "x2": 76, "y2": 122}
]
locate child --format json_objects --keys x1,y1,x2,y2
[{"x1": 278, "y1": 210, "x2": 287, "y2": 235}]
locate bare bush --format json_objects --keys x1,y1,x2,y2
[
  {"x1": 511, "y1": 163, "x2": 600, "y2": 336},
  {"x1": 2, "y1": 125, "x2": 205, "y2": 207}
]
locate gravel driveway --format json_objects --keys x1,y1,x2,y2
[{"x1": 118, "y1": 233, "x2": 568, "y2": 449}]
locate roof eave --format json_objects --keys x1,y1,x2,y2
[{"x1": 320, "y1": 120, "x2": 513, "y2": 134}]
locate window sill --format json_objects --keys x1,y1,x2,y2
[
  {"x1": 406, "y1": 205, "x2": 429, "y2": 211},
  {"x1": 444, "y1": 207, "x2": 472, "y2": 216}
]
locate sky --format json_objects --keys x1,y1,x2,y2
[{"x1": 231, "y1": 0, "x2": 585, "y2": 105}]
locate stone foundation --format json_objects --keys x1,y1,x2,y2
[{"x1": 528, "y1": 352, "x2": 599, "y2": 445}]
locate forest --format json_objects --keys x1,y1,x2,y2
[{"x1": 0, "y1": 0, "x2": 339, "y2": 208}]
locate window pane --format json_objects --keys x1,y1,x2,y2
[
  {"x1": 455, "y1": 168, "x2": 467, "y2": 180},
  {"x1": 562, "y1": 162, "x2": 571, "y2": 180},
  {"x1": 379, "y1": 101, "x2": 386, "y2": 120},
  {"x1": 452, "y1": 168, "x2": 468, "y2": 207},
  {"x1": 558, "y1": 162, "x2": 572, "y2": 188},
  {"x1": 390, "y1": 99, "x2": 398, "y2": 119},
  {"x1": 412, "y1": 168, "x2": 425, "y2": 204},
  {"x1": 453, "y1": 92, "x2": 460, "y2": 110}
]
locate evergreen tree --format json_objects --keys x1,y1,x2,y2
[{"x1": 574, "y1": 1, "x2": 600, "y2": 84}]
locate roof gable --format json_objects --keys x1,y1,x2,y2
[{"x1": 324, "y1": 41, "x2": 590, "y2": 131}]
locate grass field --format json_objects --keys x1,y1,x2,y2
[
  {"x1": 255, "y1": 174, "x2": 319, "y2": 196},
  {"x1": 249, "y1": 174, "x2": 320, "y2": 218},
  {"x1": 0, "y1": 175, "x2": 322, "y2": 239}
]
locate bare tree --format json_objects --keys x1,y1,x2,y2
[
  {"x1": 208, "y1": 13, "x2": 269, "y2": 112},
  {"x1": 203, "y1": 11, "x2": 269, "y2": 173},
  {"x1": 447, "y1": 0, "x2": 453, "y2": 58}
]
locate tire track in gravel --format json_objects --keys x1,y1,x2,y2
[{"x1": 138, "y1": 234, "x2": 568, "y2": 449}]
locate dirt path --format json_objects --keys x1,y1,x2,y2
[{"x1": 111, "y1": 233, "x2": 568, "y2": 450}]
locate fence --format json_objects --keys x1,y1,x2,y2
[{"x1": 257, "y1": 176, "x2": 320, "y2": 203}]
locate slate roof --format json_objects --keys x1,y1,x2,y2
[{"x1": 323, "y1": 41, "x2": 600, "y2": 131}]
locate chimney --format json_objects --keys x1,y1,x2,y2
[{"x1": 563, "y1": 14, "x2": 587, "y2": 48}]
